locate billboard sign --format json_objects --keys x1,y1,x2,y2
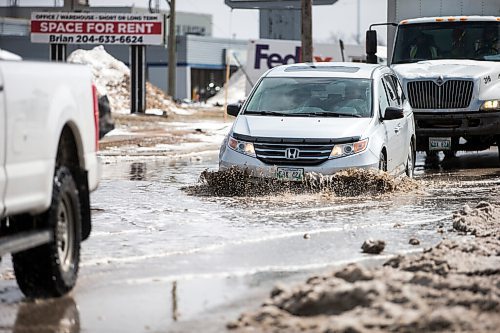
[
  {"x1": 245, "y1": 39, "x2": 344, "y2": 93},
  {"x1": 31, "y1": 12, "x2": 164, "y2": 45},
  {"x1": 225, "y1": 0, "x2": 337, "y2": 9}
]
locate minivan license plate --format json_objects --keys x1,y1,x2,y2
[
  {"x1": 429, "y1": 137, "x2": 451, "y2": 151},
  {"x1": 276, "y1": 167, "x2": 304, "y2": 181}
]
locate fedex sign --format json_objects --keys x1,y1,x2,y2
[
  {"x1": 254, "y1": 44, "x2": 334, "y2": 69},
  {"x1": 246, "y1": 39, "x2": 342, "y2": 93},
  {"x1": 254, "y1": 44, "x2": 301, "y2": 69}
]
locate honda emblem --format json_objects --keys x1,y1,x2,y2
[{"x1": 285, "y1": 148, "x2": 300, "y2": 159}]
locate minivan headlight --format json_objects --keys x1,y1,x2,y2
[
  {"x1": 228, "y1": 136, "x2": 256, "y2": 157},
  {"x1": 480, "y1": 100, "x2": 500, "y2": 111},
  {"x1": 330, "y1": 139, "x2": 368, "y2": 158}
]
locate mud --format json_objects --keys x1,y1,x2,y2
[
  {"x1": 107, "y1": 76, "x2": 178, "y2": 114},
  {"x1": 228, "y1": 202, "x2": 500, "y2": 332},
  {"x1": 361, "y1": 239, "x2": 386, "y2": 254},
  {"x1": 408, "y1": 238, "x2": 420, "y2": 246},
  {"x1": 98, "y1": 110, "x2": 228, "y2": 156},
  {"x1": 184, "y1": 167, "x2": 419, "y2": 197},
  {"x1": 452, "y1": 201, "x2": 498, "y2": 237}
]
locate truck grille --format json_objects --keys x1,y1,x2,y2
[
  {"x1": 254, "y1": 141, "x2": 334, "y2": 166},
  {"x1": 407, "y1": 80, "x2": 473, "y2": 109}
]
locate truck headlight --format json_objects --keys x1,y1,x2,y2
[
  {"x1": 480, "y1": 100, "x2": 500, "y2": 111},
  {"x1": 330, "y1": 139, "x2": 368, "y2": 159},
  {"x1": 228, "y1": 136, "x2": 256, "y2": 157}
]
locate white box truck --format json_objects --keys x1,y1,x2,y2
[{"x1": 368, "y1": 0, "x2": 500, "y2": 158}]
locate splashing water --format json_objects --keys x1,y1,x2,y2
[{"x1": 183, "y1": 167, "x2": 419, "y2": 197}]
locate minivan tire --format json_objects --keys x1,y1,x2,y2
[
  {"x1": 12, "y1": 167, "x2": 81, "y2": 298},
  {"x1": 405, "y1": 142, "x2": 415, "y2": 177},
  {"x1": 379, "y1": 151, "x2": 387, "y2": 172}
]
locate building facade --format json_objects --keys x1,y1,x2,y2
[{"x1": 0, "y1": 5, "x2": 246, "y2": 101}]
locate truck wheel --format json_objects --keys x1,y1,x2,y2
[
  {"x1": 379, "y1": 151, "x2": 387, "y2": 172},
  {"x1": 12, "y1": 167, "x2": 82, "y2": 298},
  {"x1": 405, "y1": 142, "x2": 415, "y2": 178},
  {"x1": 497, "y1": 136, "x2": 500, "y2": 162},
  {"x1": 444, "y1": 150, "x2": 456, "y2": 158}
]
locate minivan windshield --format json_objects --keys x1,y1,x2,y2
[
  {"x1": 392, "y1": 21, "x2": 500, "y2": 64},
  {"x1": 244, "y1": 77, "x2": 372, "y2": 118}
]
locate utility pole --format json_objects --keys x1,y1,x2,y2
[
  {"x1": 167, "y1": 0, "x2": 176, "y2": 99},
  {"x1": 63, "y1": 0, "x2": 74, "y2": 10},
  {"x1": 63, "y1": 0, "x2": 88, "y2": 10},
  {"x1": 357, "y1": 0, "x2": 361, "y2": 44},
  {"x1": 301, "y1": 0, "x2": 312, "y2": 62}
]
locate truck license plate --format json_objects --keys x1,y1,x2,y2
[
  {"x1": 429, "y1": 137, "x2": 452, "y2": 151},
  {"x1": 276, "y1": 167, "x2": 304, "y2": 181}
]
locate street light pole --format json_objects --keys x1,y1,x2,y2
[
  {"x1": 301, "y1": 0, "x2": 312, "y2": 62},
  {"x1": 167, "y1": 0, "x2": 176, "y2": 99}
]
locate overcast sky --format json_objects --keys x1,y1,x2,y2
[{"x1": 2, "y1": 0, "x2": 388, "y2": 44}]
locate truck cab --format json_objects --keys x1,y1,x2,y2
[{"x1": 390, "y1": 16, "x2": 500, "y2": 156}]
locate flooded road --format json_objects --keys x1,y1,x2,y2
[{"x1": 1, "y1": 149, "x2": 499, "y2": 333}]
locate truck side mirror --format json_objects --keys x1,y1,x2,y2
[
  {"x1": 226, "y1": 103, "x2": 241, "y2": 117},
  {"x1": 366, "y1": 30, "x2": 378, "y2": 64}
]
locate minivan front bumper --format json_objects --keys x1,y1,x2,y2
[{"x1": 219, "y1": 144, "x2": 380, "y2": 178}]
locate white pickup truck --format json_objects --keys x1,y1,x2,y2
[{"x1": 0, "y1": 60, "x2": 100, "y2": 298}]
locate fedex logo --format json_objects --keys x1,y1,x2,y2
[{"x1": 254, "y1": 44, "x2": 333, "y2": 69}]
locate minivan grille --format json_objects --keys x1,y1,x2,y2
[
  {"x1": 407, "y1": 80, "x2": 473, "y2": 109},
  {"x1": 254, "y1": 142, "x2": 334, "y2": 166}
]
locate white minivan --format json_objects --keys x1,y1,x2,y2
[{"x1": 219, "y1": 62, "x2": 415, "y2": 181}]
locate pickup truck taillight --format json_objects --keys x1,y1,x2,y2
[{"x1": 92, "y1": 84, "x2": 99, "y2": 151}]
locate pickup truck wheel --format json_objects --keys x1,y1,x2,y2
[{"x1": 12, "y1": 167, "x2": 81, "y2": 298}]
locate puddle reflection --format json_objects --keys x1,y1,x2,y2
[
  {"x1": 13, "y1": 296, "x2": 79, "y2": 333},
  {"x1": 172, "y1": 281, "x2": 178, "y2": 322},
  {"x1": 129, "y1": 162, "x2": 147, "y2": 181}
]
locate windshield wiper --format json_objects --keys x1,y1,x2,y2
[
  {"x1": 299, "y1": 111, "x2": 363, "y2": 118},
  {"x1": 393, "y1": 58, "x2": 431, "y2": 64},
  {"x1": 244, "y1": 110, "x2": 291, "y2": 116}
]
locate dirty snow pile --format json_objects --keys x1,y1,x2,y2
[
  {"x1": 0, "y1": 48, "x2": 22, "y2": 60},
  {"x1": 207, "y1": 69, "x2": 246, "y2": 106},
  {"x1": 228, "y1": 202, "x2": 500, "y2": 332},
  {"x1": 68, "y1": 46, "x2": 179, "y2": 115}
]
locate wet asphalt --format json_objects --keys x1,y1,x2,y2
[{"x1": 0, "y1": 149, "x2": 499, "y2": 333}]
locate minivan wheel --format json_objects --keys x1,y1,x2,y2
[
  {"x1": 379, "y1": 151, "x2": 387, "y2": 172},
  {"x1": 405, "y1": 143, "x2": 415, "y2": 178},
  {"x1": 12, "y1": 167, "x2": 81, "y2": 298}
]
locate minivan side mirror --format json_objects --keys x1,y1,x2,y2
[
  {"x1": 383, "y1": 106, "x2": 404, "y2": 120},
  {"x1": 366, "y1": 30, "x2": 378, "y2": 64},
  {"x1": 226, "y1": 103, "x2": 241, "y2": 117}
]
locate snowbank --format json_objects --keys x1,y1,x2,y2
[
  {"x1": 0, "y1": 49, "x2": 22, "y2": 61},
  {"x1": 229, "y1": 202, "x2": 500, "y2": 332},
  {"x1": 68, "y1": 46, "x2": 181, "y2": 115},
  {"x1": 207, "y1": 69, "x2": 246, "y2": 106}
]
